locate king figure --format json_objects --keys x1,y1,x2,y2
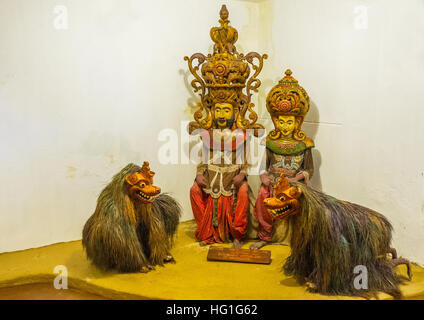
[{"x1": 184, "y1": 5, "x2": 267, "y2": 248}]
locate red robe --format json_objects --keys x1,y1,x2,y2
[
  {"x1": 190, "y1": 181, "x2": 248, "y2": 243},
  {"x1": 190, "y1": 129, "x2": 250, "y2": 244}
]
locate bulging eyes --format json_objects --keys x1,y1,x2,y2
[
  {"x1": 280, "y1": 195, "x2": 285, "y2": 201},
  {"x1": 140, "y1": 182, "x2": 146, "y2": 188}
]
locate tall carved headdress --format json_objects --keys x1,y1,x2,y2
[
  {"x1": 266, "y1": 69, "x2": 310, "y2": 140},
  {"x1": 184, "y1": 5, "x2": 267, "y2": 134}
]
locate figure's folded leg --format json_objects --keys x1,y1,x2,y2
[
  {"x1": 229, "y1": 182, "x2": 249, "y2": 241},
  {"x1": 253, "y1": 185, "x2": 273, "y2": 243},
  {"x1": 190, "y1": 182, "x2": 206, "y2": 223},
  {"x1": 190, "y1": 182, "x2": 215, "y2": 243}
]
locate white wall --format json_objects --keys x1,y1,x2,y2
[
  {"x1": 259, "y1": 0, "x2": 424, "y2": 264},
  {"x1": 0, "y1": 0, "x2": 262, "y2": 252},
  {"x1": 1, "y1": 0, "x2": 423, "y2": 264}
]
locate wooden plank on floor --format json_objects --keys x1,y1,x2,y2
[{"x1": 207, "y1": 246, "x2": 271, "y2": 264}]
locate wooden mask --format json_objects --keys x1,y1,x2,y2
[
  {"x1": 263, "y1": 173, "x2": 302, "y2": 219},
  {"x1": 125, "y1": 162, "x2": 161, "y2": 203}
]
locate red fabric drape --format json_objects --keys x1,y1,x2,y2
[
  {"x1": 253, "y1": 185, "x2": 274, "y2": 242},
  {"x1": 190, "y1": 182, "x2": 249, "y2": 244}
]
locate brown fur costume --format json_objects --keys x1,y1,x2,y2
[
  {"x1": 82, "y1": 163, "x2": 181, "y2": 273},
  {"x1": 264, "y1": 174, "x2": 411, "y2": 299}
]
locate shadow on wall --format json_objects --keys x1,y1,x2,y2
[
  {"x1": 179, "y1": 68, "x2": 201, "y2": 122},
  {"x1": 257, "y1": 77, "x2": 278, "y2": 120},
  {"x1": 179, "y1": 43, "x2": 215, "y2": 122},
  {"x1": 178, "y1": 67, "x2": 203, "y2": 184},
  {"x1": 304, "y1": 99, "x2": 322, "y2": 191}
]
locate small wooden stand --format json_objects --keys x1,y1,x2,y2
[{"x1": 207, "y1": 246, "x2": 271, "y2": 264}]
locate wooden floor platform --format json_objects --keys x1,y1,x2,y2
[{"x1": 0, "y1": 220, "x2": 423, "y2": 300}]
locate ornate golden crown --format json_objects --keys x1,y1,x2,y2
[
  {"x1": 184, "y1": 5, "x2": 267, "y2": 134},
  {"x1": 266, "y1": 69, "x2": 310, "y2": 140}
]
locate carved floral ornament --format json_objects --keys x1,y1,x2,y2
[{"x1": 184, "y1": 5, "x2": 267, "y2": 135}]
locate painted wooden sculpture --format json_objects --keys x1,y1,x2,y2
[
  {"x1": 251, "y1": 69, "x2": 314, "y2": 249},
  {"x1": 185, "y1": 5, "x2": 267, "y2": 249},
  {"x1": 264, "y1": 173, "x2": 411, "y2": 298},
  {"x1": 82, "y1": 162, "x2": 181, "y2": 273}
]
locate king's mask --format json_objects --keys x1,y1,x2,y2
[{"x1": 213, "y1": 103, "x2": 235, "y2": 129}]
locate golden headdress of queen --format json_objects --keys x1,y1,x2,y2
[
  {"x1": 184, "y1": 5, "x2": 267, "y2": 135},
  {"x1": 266, "y1": 69, "x2": 310, "y2": 141}
]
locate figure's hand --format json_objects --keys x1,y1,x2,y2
[
  {"x1": 260, "y1": 173, "x2": 272, "y2": 187},
  {"x1": 288, "y1": 172, "x2": 304, "y2": 183},
  {"x1": 195, "y1": 174, "x2": 207, "y2": 188},
  {"x1": 232, "y1": 172, "x2": 246, "y2": 189}
]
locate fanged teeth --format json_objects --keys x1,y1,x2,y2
[
  {"x1": 270, "y1": 205, "x2": 290, "y2": 216},
  {"x1": 137, "y1": 190, "x2": 152, "y2": 200}
]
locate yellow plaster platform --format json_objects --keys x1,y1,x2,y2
[{"x1": 0, "y1": 221, "x2": 423, "y2": 300}]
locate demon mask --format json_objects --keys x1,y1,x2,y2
[
  {"x1": 263, "y1": 173, "x2": 302, "y2": 219},
  {"x1": 125, "y1": 162, "x2": 161, "y2": 203}
]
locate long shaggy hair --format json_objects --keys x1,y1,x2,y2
[
  {"x1": 284, "y1": 182, "x2": 411, "y2": 299},
  {"x1": 82, "y1": 163, "x2": 181, "y2": 273}
]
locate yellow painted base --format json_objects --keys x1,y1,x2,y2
[{"x1": 0, "y1": 220, "x2": 423, "y2": 300}]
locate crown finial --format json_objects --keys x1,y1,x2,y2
[
  {"x1": 275, "y1": 172, "x2": 290, "y2": 191},
  {"x1": 141, "y1": 161, "x2": 149, "y2": 170},
  {"x1": 140, "y1": 161, "x2": 155, "y2": 181},
  {"x1": 220, "y1": 5, "x2": 229, "y2": 21},
  {"x1": 285, "y1": 69, "x2": 292, "y2": 76},
  {"x1": 210, "y1": 5, "x2": 237, "y2": 54}
]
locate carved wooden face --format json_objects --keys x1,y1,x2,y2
[
  {"x1": 274, "y1": 115, "x2": 296, "y2": 138},
  {"x1": 125, "y1": 169, "x2": 161, "y2": 204},
  {"x1": 263, "y1": 174, "x2": 302, "y2": 219},
  {"x1": 213, "y1": 103, "x2": 234, "y2": 129}
]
